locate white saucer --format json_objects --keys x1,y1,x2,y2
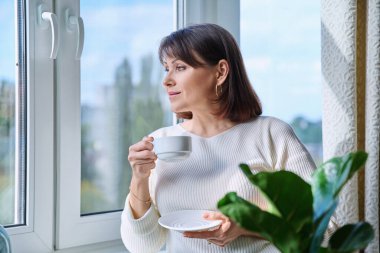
[
  {"x1": 157, "y1": 151, "x2": 191, "y2": 162},
  {"x1": 158, "y1": 210, "x2": 222, "y2": 232}
]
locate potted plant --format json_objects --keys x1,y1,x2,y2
[{"x1": 218, "y1": 151, "x2": 374, "y2": 253}]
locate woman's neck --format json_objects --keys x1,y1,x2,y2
[{"x1": 180, "y1": 114, "x2": 236, "y2": 138}]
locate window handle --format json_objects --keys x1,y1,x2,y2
[
  {"x1": 66, "y1": 9, "x2": 85, "y2": 60},
  {"x1": 41, "y1": 12, "x2": 60, "y2": 59}
]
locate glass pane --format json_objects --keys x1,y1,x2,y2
[
  {"x1": 0, "y1": 0, "x2": 17, "y2": 226},
  {"x1": 80, "y1": 0, "x2": 173, "y2": 215},
  {"x1": 240, "y1": 0, "x2": 323, "y2": 165}
]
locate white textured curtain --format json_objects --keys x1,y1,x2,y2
[
  {"x1": 321, "y1": 0, "x2": 379, "y2": 252},
  {"x1": 365, "y1": 0, "x2": 380, "y2": 252}
]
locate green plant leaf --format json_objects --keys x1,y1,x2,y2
[
  {"x1": 310, "y1": 151, "x2": 368, "y2": 253},
  {"x1": 328, "y1": 222, "x2": 374, "y2": 252},
  {"x1": 239, "y1": 164, "x2": 280, "y2": 216},
  {"x1": 311, "y1": 151, "x2": 368, "y2": 221},
  {"x1": 318, "y1": 247, "x2": 334, "y2": 253},
  {"x1": 218, "y1": 192, "x2": 302, "y2": 253},
  {"x1": 239, "y1": 164, "x2": 313, "y2": 233},
  {"x1": 309, "y1": 201, "x2": 338, "y2": 253},
  {"x1": 216, "y1": 152, "x2": 373, "y2": 253}
]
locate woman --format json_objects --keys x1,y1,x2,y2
[{"x1": 121, "y1": 23, "x2": 316, "y2": 253}]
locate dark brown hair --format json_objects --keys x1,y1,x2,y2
[{"x1": 159, "y1": 23, "x2": 262, "y2": 122}]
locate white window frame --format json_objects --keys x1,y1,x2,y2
[
  {"x1": 54, "y1": 0, "x2": 123, "y2": 249},
  {"x1": 7, "y1": 0, "x2": 238, "y2": 252},
  {"x1": 8, "y1": 0, "x2": 55, "y2": 252},
  {"x1": 182, "y1": 0, "x2": 240, "y2": 42}
]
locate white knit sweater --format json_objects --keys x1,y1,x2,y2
[{"x1": 121, "y1": 116, "x2": 317, "y2": 253}]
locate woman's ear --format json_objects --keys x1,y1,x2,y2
[{"x1": 216, "y1": 59, "x2": 229, "y2": 86}]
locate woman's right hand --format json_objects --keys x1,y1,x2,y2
[
  {"x1": 128, "y1": 136, "x2": 157, "y2": 180},
  {"x1": 128, "y1": 136, "x2": 156, "y2": 218}
]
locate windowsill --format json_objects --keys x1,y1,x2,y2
[
  {"x1": 53, "y1": 240, "x2": 127, "y2": 253},
  {"x1": 53, "y1": 240, "x2": 166, "y2": 253}
]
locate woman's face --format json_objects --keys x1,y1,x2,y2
[{"x1": 162, "y1": 56, "x2": 218, "y2": 114}]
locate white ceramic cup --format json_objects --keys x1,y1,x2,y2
[{"x1": 153, "y1": 136, "x2": 192, "y2": 162}]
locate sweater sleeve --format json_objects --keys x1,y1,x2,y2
[
  {"x1": 270, "y1": 119, "x2": 316, "y2": 182},
  {"x1": 269, "y1": 119, "x2": 339, "y2": 239},
  {"x1": 120, "y1": 195, "x2": 167, "y2": 253},
  {"x1": 120, "y1": 128, "x2": 172, "y2": 252}
]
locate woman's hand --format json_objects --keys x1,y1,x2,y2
[
  {"x1": 128, "y1": 136, "x2": 157, "y2": 218},
  {"x1": 183, "y1": 212, "x2": 260, "y2": 247},
  {"x1": 128, "y1": 136, "x2": 157, "y2": 180}
]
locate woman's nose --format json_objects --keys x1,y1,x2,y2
[{"x1": 163, "y1": 74, "x2": 174, "y2": 87}]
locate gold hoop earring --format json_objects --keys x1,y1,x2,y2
[{"x1": 215, "y1": 85, "x2": 222, "y2": 98}]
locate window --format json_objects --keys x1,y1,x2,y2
[
  {"x1": 55, "y1": 0, "x2": 174, "y2": 249},
  {"x1": 240, "y1": 0, "x2": 323, "y2": 164},
  {"x1": 0, "y1": 0, "x2": 26, "y2": 228},
  {"x1": 79, "y1": 0, "x2": 173, "y2": 215},
  {"x1": 7, "y1": 0, "x2": 174, "y2": 252},
  {"x1": 4, "y1": 1, "x2": 361, "y2": 252}
]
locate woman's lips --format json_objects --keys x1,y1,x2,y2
[{"x1": 168, "y1": 91, "x2": 181, "y2": 97}]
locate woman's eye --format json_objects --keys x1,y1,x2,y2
[
  {"x1": 176, "y1": 65, "x2": 186, "y2": 71},
  {"x1": 164, "y1": 67, "x2": 169, "y2": 72}
]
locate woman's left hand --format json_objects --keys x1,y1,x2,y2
[{"x1": 182, "y1": 212, "x2": 251, "y2": 247}]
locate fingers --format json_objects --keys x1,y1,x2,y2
[
  {"x1": 184, "y1": 222, "x2": 230, "y2": 240},
  {"x1": 183, "y1": 219, "x2": 230, "y2": 240},
  {"x1": 128, "y1": 136, "x2": 157, "y2": 178},
  {"x1": 129, "y1": 149, "x2": 157, "y2": 160},
  {"x1": 203, "y1": 212, "x2": 228, "y2": 222},
  {"x1": 129, "y1": 137, "x2": 156, "y2": 160},
  {"x1": 203, "y1": 212, "x2": 231, "y2": 236},
  {"x1": 183, "y1": 212, "x2": 227, "y2": 236},
  {"x1": 129, "y1": 136, "x2": 154, "y2": 152},
  {"x1": 207, "y1": 239, "x2": 226, "y2": 247},
  {"x1": 220, "y1": 219, "x2": 232, "y2": 233},
  {"x1": 183, "y1": 212, "x2": 237, "y2": 247}
]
